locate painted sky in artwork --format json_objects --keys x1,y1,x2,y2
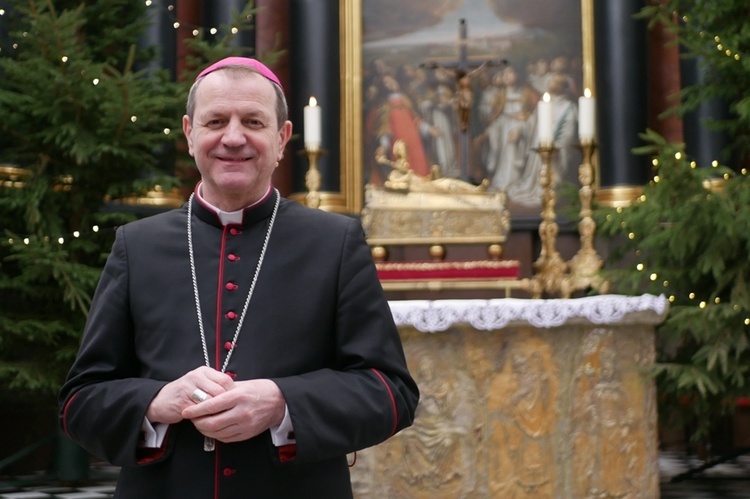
[{"x1": 365, "y1": 0, "x2": 523, "y2": 49}]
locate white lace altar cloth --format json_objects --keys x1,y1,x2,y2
[{"x1": 388, "y1": 294, "x2": 669, "y2": 333}]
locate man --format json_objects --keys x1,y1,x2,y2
[{"x1": 59, "y1": 57, "x2": 419, "y2": 498}]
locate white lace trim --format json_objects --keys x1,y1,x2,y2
[{"x1": 389, "y1": 294, "x2": 669, "y2": 333}]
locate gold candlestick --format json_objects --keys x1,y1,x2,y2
[
  {"x1": 531, "y1": 142, "x2": 568, "y2": 298},
  {"x1": 569, "y1": 140, "x2": 603, "y2": 275},
  {"x1": 290, "y1": 147, "x2": 348, "y2": 213},
  {"x1": 302, "y1": 147, "x2": 324, "y2": 209},
  {"x1": 568, "y1": 140, "x2": 606, "y2": 293}
]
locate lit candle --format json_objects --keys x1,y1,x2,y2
[
  {"x1": 304, "y1": 96, "x2": 322, "y2": 149},
  {"x1": 537, "y1": 92, "x2": 553, "y2": 145},
  {"x1": 578, "y1": 88, "x2": 596, "y2": 142}
]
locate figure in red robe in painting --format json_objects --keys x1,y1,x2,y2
[{"x1": 371, "y1": 74, "x2": 437, "y2": 178}]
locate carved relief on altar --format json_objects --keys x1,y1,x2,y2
[
  {"x1": 381, "y1": 332, "x2": 481, "y2": 498},
  {"x1": 349, "y1": 321, "x2": 659, "y2": 498},
  {"x1": 486, "y1": 333, "x2": 559, "y2": 498},
  {"x1": 569, "y1": 328, "x2": 654, "y2": 498}
]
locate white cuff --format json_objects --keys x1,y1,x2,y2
[
  {"x1": 269, "y1": 404, "x2": 296, "y2": 446},
  {"x1": 140, "y1": 417, "x2": 169, "y2": 448}
]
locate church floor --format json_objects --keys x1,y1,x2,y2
[
  {"x1": 659, "y1": 450, "x2": 750, "y2": 498},
  {"x1": 1, "y1": 453, "x2": 749, "y2": 498}
]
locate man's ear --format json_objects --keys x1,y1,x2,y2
[
  {"x1": 278, "y1": 120, "x2": 293, "y2": 156},
  {"x1": 182, "y1": 115, "x2": 194, "y2": 156}
]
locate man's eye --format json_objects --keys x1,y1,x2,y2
[
  {"x1": 245, "y1": 119, "x2": 264, "y2": 128},
  {"x1": 205, "y1": 119, "x2": 225, "y2": 127}
]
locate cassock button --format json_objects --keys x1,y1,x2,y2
[
  {"x1": 227, "y1": 371, "x2": 237, "y2": 379},
  {"x1": 224, "y1": 341, "x2": 234, "y2": 351},
  {"x1": 223, "y1": 467, "x2": 236, "y2": 476},
  {"x1": 225, "y1": 282, "x2": 238, "y2": 291},
  {"x1": 229, "y1": 228, "x2": 242, "y2": 236},
  {"x1": 225, "y1": 311, "x2": 237, "y2": 320},
  {"x1": 227, "y1": 254, "x2": 239, "y2": 261}
]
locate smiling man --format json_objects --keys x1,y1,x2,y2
[{"x1": 59, "y1": 57, "x2": 419, "y2": 499}]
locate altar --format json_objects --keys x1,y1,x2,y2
[{"x1": 350, "y1": 294, "x2": 669, "y2": 498}]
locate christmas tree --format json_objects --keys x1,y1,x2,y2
[
  {"x1": 596, "y1": 0, "x2": 750, "y2": 447},
  {"x1": 0, "y1": 0, "x2": 185, "y2": 395}
]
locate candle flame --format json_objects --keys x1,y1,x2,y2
[
  {"x1": 584, "y1": 88, "x2": 592, "y2": 98},
  {"x1": 309, "y1": 96, "x2": 317, "y2": 107},
  {"x1": 542, "y1": 92, "x2": 550, "y2": 103}
]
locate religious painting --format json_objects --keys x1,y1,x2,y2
[{"x1": 340, "y1": 0, "x2": 594, "y2": 217}]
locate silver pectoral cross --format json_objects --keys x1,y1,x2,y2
[{"x1": 204, "y1": 436, "x2": 215, "y2": 452}]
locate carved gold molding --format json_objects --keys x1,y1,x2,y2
[
  {"x1": 0, "y1": 164, "x2": 32, "y2": 188},
  {"x1": 595, "y1": 185, "x2": 644, "y2": 208},
  {"x1": 288, "y1": 191, "x2": 350, "y2": 213},
  {"x1": 110, "y1": 185, "x2": 185, "y2": 208}
]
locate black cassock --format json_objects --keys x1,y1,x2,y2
[{"x1": 59, "y1": 188, "x2": 419, "y2": 499}]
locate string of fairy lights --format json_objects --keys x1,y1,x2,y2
[
  {"x1": 3, "y1": 225, "x2": 113, "y2": 248},
  {"x1": 680, "y1": 13, "x2": 744, "y2": 62},
  {"x1": 140, "y1": 0, "x2": 250, "y2": 38},
  {"x1": 0, "y1": 1, "x2": 252, "y2": 53}
]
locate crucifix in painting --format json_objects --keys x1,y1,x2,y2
[{"x1": 421, "y1": 18, "x2": 507, "y2": 182}]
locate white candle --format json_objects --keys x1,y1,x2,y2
[
  {"x1": 304, "y1": 96, "x2": 322, "y2": 149},
  {"x1": 537, "y1": 92, "x2": 553, "y2": 145},
  {"x1": 578, "y1": 88, "x2": 596, "y2": 142}
]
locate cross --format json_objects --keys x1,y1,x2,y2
[{"x1": 421, "y1": 19, "x2": 506, "y2": 182}]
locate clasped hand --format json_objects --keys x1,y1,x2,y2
[{"x1": 146, "y1": 366, "x2": 286, "y2": 444}]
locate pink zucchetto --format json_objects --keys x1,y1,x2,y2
[{"x1": 196, "y1": 56, "x2": 282, "y2": 89}]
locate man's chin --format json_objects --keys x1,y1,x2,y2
[{"x1": 216, "y1": 176, "x2": 270, "y2": 199}]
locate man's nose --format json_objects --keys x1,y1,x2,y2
[{"x1": 222, "y1": 119, "x2": 247, "y2": 147}]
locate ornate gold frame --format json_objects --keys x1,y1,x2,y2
[{"x1": 339, "y1": 0, "x2": 596, "y2": 214}]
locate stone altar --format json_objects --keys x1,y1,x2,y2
[{"x1": 350, "y1": 294, "x2": 669, "y2": 498}]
